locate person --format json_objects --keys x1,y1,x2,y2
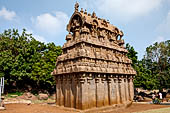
[
  {"x1": 152, "y1": 93, "x2": 156, "y2": 101},
  {"x1": 159, "y1": 92, "x2": 163, "y2": 102}
]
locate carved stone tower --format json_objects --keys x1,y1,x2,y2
[{"x1": 52, "y1": 3, "x2": 136, "y2": 110}]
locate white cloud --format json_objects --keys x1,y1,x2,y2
[
  {"x1": 157, "y1": 11, "x2": 170, "y2": 34},
  {"x1": 33, "y1": 35, "x2": 47, "y2": 43},
  {"x1": 82, "y1": 0, "x2": 163, "y2": 21},
  {"x1": 32, "y1": 11, "x2": 69, "y2": 35},
  {"x1": 25, "y1": 29, "x2": 47, "y2": 43},
  {"x1": 153, "y1": 36, "x2": 165, "y2": 43},
  {"x1": 155, "y1": 10, "x2": 170, "y2": 43},
  {"x1": 0, "y1": 7, "x2": 16, "y2": 20}
]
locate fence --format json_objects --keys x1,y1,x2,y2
[{"x1": 0, "y1": 77, "x2": 4, "y2": 103}]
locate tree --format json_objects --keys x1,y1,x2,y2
[
  {"x1": 0, "y1": 29, "x2": 62, "y2": 93},
  {"x1": 126, "y1": 43, "x2": 158, "y2": 90},
  {"x1": 134, "y1": 59, "x2": 158, "y2": 90},
  {"x1": 125, "y1": 43, "x2": 138, "y2": 68},
  {"x1": 144, "y1": 40, "x2": 170, "y2": 89}
]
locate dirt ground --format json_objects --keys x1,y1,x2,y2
[{"x1": 0, "y1": 103, "x2": 170, "y2": 113}]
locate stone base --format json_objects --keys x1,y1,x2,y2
[
  {"x1": 55, "y1": 101, "x2": 132, "y2": 113},
  {"x1": 84, "y1": 101, "x2": 132, "y2": 113},
  {"x1": 55, "y1": 73, "x2": 134, "y2": 110}
]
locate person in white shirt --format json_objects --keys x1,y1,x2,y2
[{"x1": 159, "y1": 92, "x2": 162, "y2": 102}]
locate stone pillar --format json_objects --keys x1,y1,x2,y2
[
  {"x1": 75, "y1": 76, "x2": 80, "y2": 109},
  {"x1": 71, "y1": 75, "x2": 76, "y2": 108},
  {"x1": 129, "y1": 76, "x2": 134, "y2": 101},
  {"x1": 115, "y1": 76, "x2": 120, "y2": 104},
  {"x1": 63, "y1": 76, "x2": 67, "y2": 106},
  {"x1": 70, "y1": 75, "x2": 75, "y2": 108},
  {"x1": 68, "y1": 76, "x2": 72, "y2": 107},
  {"x1": 60, "y1": 76, "x2": 64, "y2": 106},
  {"x1": 118, "y1": 78, "x2": 123, "y2": 104},
  {"x1": 56, "y1": 76, "x2": 59, "y2": 105},
  {"x1": 125, "y1": 76, "x2": 129, "y2": 102},
  {"x1": 120, "y1": 76, "x2": 126, "y2": 104},
  {"x1": 65, "y1": 76, "x2": 71, "y2": 107},
  {"x1": 109, "y1": 75, "x2": 117, "y2": 105},
  {"x1": 88, "y1": 73, "x2": 96, "y2": 108},
  {"x1": 64, "y1": 77, "x2": 68, "y2": 107},
  {"x1": 124, "y1": 78, "x2": 127, "y2": 102},
  {"x1": 96, "y1": 74, "x2": 103, "y2": 107},
  {"x1": 103, "y1": 75, "x2": 109, "y2": 106},
  {"x1": 80, "y1": 73, "x2": 89, "y2": 110},
  {"x1": 107, "y1": 76, "x2": 111, "y2": 105}
]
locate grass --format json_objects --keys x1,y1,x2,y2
[
  {"x1": 134, "y1": 107, "x2": 170, "y2": 113},
  {"x1": 6, "y1": 91, "x2": 23, "y2": 98}
]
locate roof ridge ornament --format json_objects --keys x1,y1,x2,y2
[
  {"x1": 80, "y1": 8, "x2": 83, "y2": 13},
  {"x1": 75, "y1": 2, "x2": 79, "y2": 12},
  {"x1": 84, "y1": 9, "x2": 87, "y2": 14},
  {"x1": 92, "y1": 11, "x2": 96, "y2": 18}
]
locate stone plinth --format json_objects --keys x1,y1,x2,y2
[{"x1": 55, "y1": 74, "x2": 134, "y2": 110}]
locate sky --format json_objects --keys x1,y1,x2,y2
[{"x1": 0, "y1": 0, "x2": 170, "y2": 60}]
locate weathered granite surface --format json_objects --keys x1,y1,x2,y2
[{"x1": 52, "y1": 2, "x2": 136, "y2": 110}]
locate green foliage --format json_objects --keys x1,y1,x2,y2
[
  {"x1": 133, "y1": 60, "x2": 158, "y2": 90},
  {"x1": 144, "y1": 40, "x2": 170, "y2": 89},
  {"x1": 126, "y1": 43, "x2": 138, "y2": 67},
  {"x1": 126, "y1": 40, "x2": 170, "y2": 90},
  {"x1": 7, "y1": 91, "x2": 24, "y2": 97},
  {"x1": 0, "y1": 29, "x2": 62, "y2": 93}
]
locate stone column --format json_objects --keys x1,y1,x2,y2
[
  {"x1": 103, "y1": 74, "x2": 109, "y2": 106},
  {"x1": 107, "y1": 76, "x2": 111, "y2": 105},
  {"x1": 63, "y1": 76, "x2": 66, "y2": 106},
  {"x1": 56, "y1": 76, "x2": 59, "y2": 105},
  {"x1": 95, "y1": 74, "x2": 103, "y2": 107},
  {"x1": 64, "y1": 77, "x2": 68, "y2": 107},
  {"x1": 129, "y1": 76, "x2": 134, "y2": 101},
  {"x1": 70, "y1": 75, "x2": 75, "y2": 108},
  {"x1": 65, "y1": 76, "x2": 71, "y2": 107},
  {"x1": 109, "y1": 75, "x2": 117, "y2": 105},
  {"x1": 80, "y1": 73, "x2": 89, "y2": 110},
  {"x1": 124, "y1": 78, "x2": 127, "y2": 102},
  {"x1": 116, "y1": 76, "x2": 121, "y2": 104},
  {"x1": 88, "y1": 73, "x2": 96, "y2": 108},
  {"x1": 60, "y1": 76, "x2": 64, "y2": 106},
  {"x1": 120, "y1": 76, "x2": 126, "y2": 104},
  {"x1": 125, "y1": 76, "x2": 129, "y2": 102},
  {"x1": 72, "y1": 75, "x2": 76, "y2": 108},
  {"x1": 75, "y1": 76, "x2": 80, "y2": 109}
]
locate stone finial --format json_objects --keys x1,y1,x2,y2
[
  {"x1": 80, "y1": 8, "x2": 83, "y2": 13},
  {"x1": 92, "y1": 12, "x2": 96, "y2": 18},
  {"x1": 84, "y1": 9, "x2": 87, "y2": 14},
  {"x1": 66, "y1": 32, "x2": 72, "y2": 41},
  {"x1": 75, "y1": 2, "x2": 79, "y2": 12},
  {"x1": 119, "y1": 30, "x2": 124, "y2": 40},
  {"x1": 107, "y1": 20, "x2": 110, "y2": 24}
]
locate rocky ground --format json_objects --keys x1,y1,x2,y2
[
  {"x1": 1, "y1": 103, "x2": 170, "y2": 113},
  {"x1": 1, "y1": 92, "x2": 170, "y2": 113},
  {"x1": 3, "y1": 92, "x2": 55, "y2": 104}
]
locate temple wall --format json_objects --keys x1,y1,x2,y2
[{"x1": 55, "y1": 74, "x2": 134, "y2": 110}]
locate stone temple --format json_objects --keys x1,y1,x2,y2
[{"x1": 52, "y1": 2, "x2": 136, "y2": 110}]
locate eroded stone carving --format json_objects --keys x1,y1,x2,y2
[{"x1": 52, "y1": 2, "x2": 136, "y2": 110}]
